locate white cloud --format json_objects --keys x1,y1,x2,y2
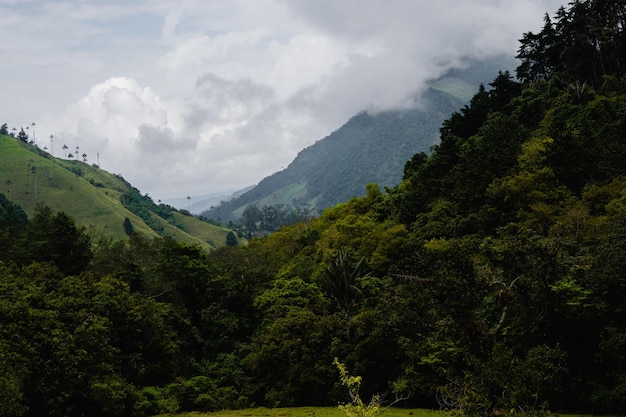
[
  {"x1": 41, "y1": 77, "x2": 176, "y2": 179},
  {"x1": 2, "y1": 0, "x2": 566, "y2": 200}
]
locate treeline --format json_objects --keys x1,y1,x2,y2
[
  {"x1": 120, "y1": 185, "x2": 185, "y2": 235},
  {"x1": 0, "y1": 123, "x2": 31, "y2": 143},
  {"x1": 517, "y1": 0, "x2": 626, "y2": 86},
  {"x1": 238, "y1": 202, "x2": 313, "y2": 234}
]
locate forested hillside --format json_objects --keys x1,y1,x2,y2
[
  {"x1": 201, "y1": 58, "x2": 510, "y2": 226},
  {"x1": 2, "y1": 1, "x2": 626, "y2": 416}
]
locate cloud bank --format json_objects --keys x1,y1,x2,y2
[{"x1": 0, "y1": 0, "x2": 565, "y2": 200}]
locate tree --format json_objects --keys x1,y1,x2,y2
[
  {"x1": 123, "y1": 217, "x2": 134, "y2": 236},
  {"x1": 0, "y1": 123, "x2": 8, "y2": 135},
  {"x1": 334, "y1": 358, "x2": 411, "y2": 417},
  {"x1": 62, "y1": 144, "x2": 68, "y2": 157},
  {"x1": 438, "y1": 345, "x2": 565, "y2": 416},
  {"x1": 516, "y1": 12, "x2": 560, "y2": 83},
  {"x1": 319, "y1": 250, "x2": 368, "y2": 320},
  {"x1": 516, "y1": 1, "x2": 626, "y2": 87},
  {"x1": 16, "y1": 127, "x2": 28, "y2": 143},
  {"x1": 23, "y1": 204, "x2": 93, "y2": 276},
  {"x1": 261, "y1": 204, "x2": 284, "y2": 231},
  {"x1": 242, "y1": 204, "x2": 262, "y2": 232},
  {"x1": 334, "y1": 358, "x2": 382, "y2": 417},
  {"x1": 0, "y1": 194, "x2": 28, "y2": 262},
  {"x1": 225, "y1": 231, "x2": 238, "y2": 246}
]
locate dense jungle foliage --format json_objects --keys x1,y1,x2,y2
[{"x1": 2, "y1": 1, "x2": 626, "y2": 416}]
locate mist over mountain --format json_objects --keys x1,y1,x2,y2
[
  {"x1": 162, "y1": 191, "x2": 240, "y2": 215},
  {"x1": 201, "y1": 56, "x2": 514, "y2": 224}
]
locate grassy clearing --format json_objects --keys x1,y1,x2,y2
[
  {"x1": 429, "y1": 76, "x2": 476, "y2": 101},
  {"x1": 155, "y1": 407, "x2": 449, "y2": 417},
  {"x1": 231, "y1": 181, "x2": 311, "y2": 220},
  {"x1": 172, "y1": 211, "x2": 247, "y2": 248}
]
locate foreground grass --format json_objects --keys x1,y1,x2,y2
[
  {"x1": 155, "y1": 407, "x2": 447, "y2": 417},
  {"x1": 153, "y1": 408, "x2": 599, "y2": 417}
]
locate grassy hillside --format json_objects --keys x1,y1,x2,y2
[{"x1": 0, "y1": 134, "x2": 240, "y2": 250}]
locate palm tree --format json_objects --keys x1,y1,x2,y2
[
  {"x1": 320, "y1": 250, "x2": 369, "y2": 320},
  {"x1": 25, "y1": 127, "x2": 34, "y2": 145},
  {"x1": 31, "y1": 122, "x2": 36, "y2": 142},
  {"x1": 82, "y1": 153, "x2": 87, "y2": 162},
  {"x1": 49, "y1": 134, "x2": 54, "y2": 156},
  {"x1": 62, "y1": 144, "x2": 68, "y2": 157}
]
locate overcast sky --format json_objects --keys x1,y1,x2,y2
[{"x1": 0, "y1": 0, "x2": 565, "y2": 201}]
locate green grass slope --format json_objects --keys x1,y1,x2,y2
[{"x1": 0, "y1": 135, "x2": 238, "y2": 250}]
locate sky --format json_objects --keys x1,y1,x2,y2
[{"x1": 0, "y1": 0, "x2": 565, "y2": 201}]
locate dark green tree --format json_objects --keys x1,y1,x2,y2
[
  {"x1": 16, "y1": 128, "x2": 28, "y2": 143},
  {"x1": 225, "y1": 231, "x2": 238, "y2": 246},
  {"x1": 22, "y1": 204, "x2": 92, "y2": 276},
  {"x1": 242, "y1": 204, "x2": 261, "y2": 232},
  {"x1": 0, "y1": 194, "x2": 28, "y2": 262},
  {"x1": 123, "y1": 217, "x2": 134, "y2": 236},
  {"x1": 319, "y1": 250, "x2": 368, "y2": 320},
  {"x1": 517, "y1": 0, "x2": 626, "y2": 87}
]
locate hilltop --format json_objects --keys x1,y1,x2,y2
[{"x1": 0, "y1": 134, "x2": 242, "y2": 250}]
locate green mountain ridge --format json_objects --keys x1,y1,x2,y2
[
  {"x1": 202, "y1": 57, "x2": 514, "y2": 224},
  {"x1": 0, "y1": 135, "x2": 240, "y2": 250}
]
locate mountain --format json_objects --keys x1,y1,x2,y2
[
  {"x1": 201, "y1": 57, "x2": 515, "y2": 224},
  {"x1": 0, "y1": 135, "x2": 242, "y2": 250}
]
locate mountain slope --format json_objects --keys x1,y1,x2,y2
[
  {"x1": 202, "y1": 57, "x2": 513, "y2": 223},
  {"x1": 0, "y1": 135, "x2": 240, "y2": 250}
]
